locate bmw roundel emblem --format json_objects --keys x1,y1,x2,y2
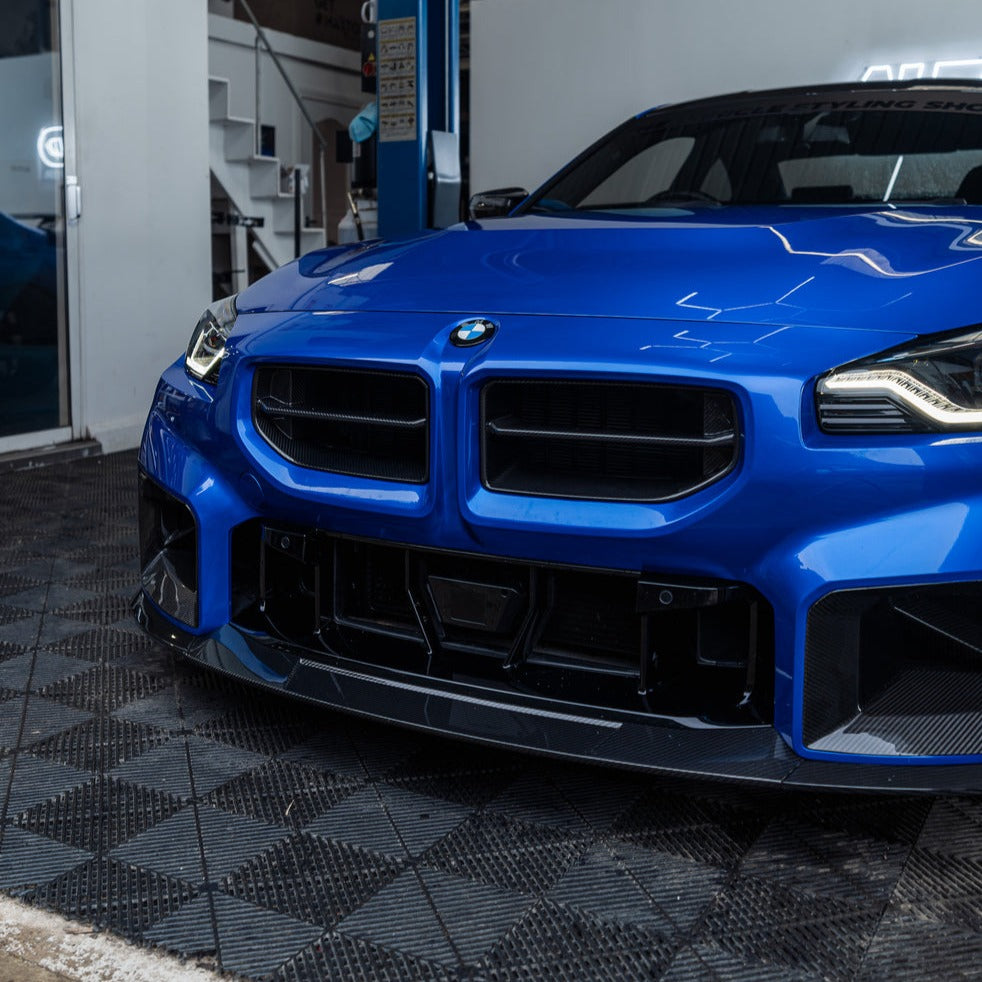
[{"x1": 450, "y1": 318, "x2": 497, "y2": 347}]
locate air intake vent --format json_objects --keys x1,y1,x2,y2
[
  {"x1": 253, "y1": 365, "x2": 428, "y2": 482},
  {"x1": 481, "y1": 379, "x2": 738, "y2": 502}
]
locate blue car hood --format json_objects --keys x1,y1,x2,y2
[{"x1": 237, "y1": 207, "x2": 982, "y2": 332}]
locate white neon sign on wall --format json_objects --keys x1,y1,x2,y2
[
  {"x1": 862, "y1": 59, "x2": 982, "y2": 82},
  {"x1": 37, "y1": 125, "x2": 64, "y2": 169}
]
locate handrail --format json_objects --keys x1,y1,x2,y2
[
  {"x1": 237, "y1": 0, "x2": 330, "y2": 155},
  {"x1": 234, "y1": 0, "x2": 364, "y2": 242}
]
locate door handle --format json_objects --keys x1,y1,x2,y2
[{"x1": 65, "y1": 175, "x2": 81, "y2": 223}]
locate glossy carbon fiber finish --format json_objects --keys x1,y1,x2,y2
[
  {"x1": 804, "y1": 583, "x2": 982, "y2": 757},
  {"x1": 7, "y1": 451, "x2": 982, "y2": 979}
]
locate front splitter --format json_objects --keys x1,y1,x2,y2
[{"x1": 134, "y1": 593, "x2": 982, "y2": 794}]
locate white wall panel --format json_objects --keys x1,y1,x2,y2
[
  {"x1": 71, "y1": 0, "x2": 211, "y2": 451},
  {"x1": 470, "y1": 0, "x2": 982, "y2": 193}
]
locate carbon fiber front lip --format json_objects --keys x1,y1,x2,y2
[{"x1": 134, "y1": 592, "x2": 982, "y2": 793}]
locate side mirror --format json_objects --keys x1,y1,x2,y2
[{"x1": 467, "y1": 187, "x2": 529, "y2": 220}]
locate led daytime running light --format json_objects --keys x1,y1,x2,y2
[
  {"x1": 186, "y1": 295, "x2": 237, "y2": 383},
  {"x1": 821, "y1": 367, "x2": 982, "y2": 427}
]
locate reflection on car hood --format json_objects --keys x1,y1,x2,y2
[{"x1": 236, "y1": 207, "x2": 982, "y2": 331}]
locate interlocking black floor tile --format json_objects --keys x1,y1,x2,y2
[
  {"x1": 109, "y1": 687, "x2": 186, "y2": 734},
  {"x1": 891, "y1": 847, "x2": 982, "y2": 932},
  {"x1": 0, "y1": 697, "x2": 94, "y2": 754},
  {"x1": 610, "y1": 783, "x2": 769, "y2": 866},
  {"x1": 111, "y1": 734, "x2": 265, "y2": 799},
  {"x1": 789, "y1": 792, "x2": 934, "y2": 847},
  {"x1": 0, "y1": 639, "x2": 33, "y2": 660},
  {"x1": 28, "y1": 715, "x2": 170, "y2": 771},
  {"x1": 383, "y1": 742, "x2": 523, "y2": 808},
  {"x1": 662, "y1": 943, "x2": 824, "y2": 981},
  {"x1": 31, "y1": 857, "x2": 198, "y2": 937},
  {"x1": 0, "y1": 826, "x2": 91, "y2": 891},
  {"x1": 44, "y1": 625, "x2": 155, "y2": 663},
  {"x1": 0, "y1": 573, "x2": 46, "y2": 600},
  {"x1": 14, "y1": 775, "x2": 185, "y2": 851},
  {"x1": 739, "y1": 818, "x2": 909, "y2": 905},
  {"x1": 274, "y1": 930, "x2": 459, "y2": 982},
  {"x1": 194, "y1": 700, "x2": 320, "y2": 756},
  {"x1": 282, "y1": 725, "x2": 416, "y2": 780},
  {"x1": 487, "y1": 766, "x2": 640, "y2": 833},
  {"x1": 547, "y1": 840, "x2": 726, "y2": 933},
  {"x1": 111, "y1": 804, "x2": 288, "y2": 883},
  {"x1": 41, "y1": 663, "x2": 166, "y2": 712},
  {"x1": 39, "y1": 616, "x2": 106, "y2": 648},
  {"x1": 0, "y1": 611, "x2": 40, "y2": 648},
  {"x1": 109, "y1": 634, "x2": 175, "y2": 675},
  {"x1": 423, "y1": 811, "x2": 586, "y2": 896},
  {"x1": 305, "y1": 785, "x2": 473, "y2": 859},
  {"x1": 857, "y1": 909, "x2": 982, "y2": 979},
  {"x1": 50, "y1": 593, "x2": 133, "y2": 626},
  {"x1": 64, "y1": 567, "x2": 139, "y2": 595},
  {"x1": 0, "y1": 603, "x2": 40, "y2": 627},
  {"x1": 64, "y1": 542, "x2": 137, "y2": 570},
  {"x1": 6, "y1": 557, "x2": 94, "y2": 585},
  {"x1": 4, "y1": 583, "x2": 100, "y2": 613},
  {"x1": 474, "y1": 898, "x2": 676, "y2": 981},
  {"x1": 337, "y1": 867, "x2": 531, "y2": 967},
  {"x1": 701, "y1": 875, "x2": 880, "y2": 981},
  {"x1": 207, "y1": 759, "x2": 360, "y2": 829},
  {"x1": 0, "y1": 753, "x2": 90, "y2": 815},
  {"x1": 144, "y1": 892, "x2": 323, "y2": 976},
  {"x1": 0, "y1": 651, "x2": 89, "y2": 693},
  {"x1": 223, "y1": 832, "x2": 405, "y2": 927},
  {"x1": 915, "y1": 797, "x2": 982, "y2": 859}
]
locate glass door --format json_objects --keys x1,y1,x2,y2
[{"x1": 0, "y1": 0, "x2": 72, "y2": 448}]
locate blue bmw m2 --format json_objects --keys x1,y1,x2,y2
[{"x1": 136, "y1": 81, "x2": 982, "y2": 791}]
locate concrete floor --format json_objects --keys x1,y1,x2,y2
[{"x1": 0, "y1": 894, "x2": 214, "y2": 981}]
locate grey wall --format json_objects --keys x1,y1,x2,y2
[{"x1": 470, "y1": 0, "x2": 982, "y2": 193}]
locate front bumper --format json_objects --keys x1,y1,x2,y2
[
  {"x1": 136, "y1": 309, "x2": 982, "y2": 791},
  {"x1": 134, "y1": 592, "x2": 982, "y2": 792}
]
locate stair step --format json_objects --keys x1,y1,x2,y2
[
  {"x1": 248, "y1": 155, "x2": 282, "y2": 199},
  {"x1": 208, "y1": 76, "x2": 231, "y2": 122},
  {"x1": 274, "y1": 228, "x2": 325, "y2": 242},
  {"x1": 221, "y1": 120, "x2": 259, "y2": 161},
  {"x1": 271, "y1": 196, "x2": 316, "y2": 232}
]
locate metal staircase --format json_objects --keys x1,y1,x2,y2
[{"x1": 208, "y1": 74, "x2": 324, "y2": 273}]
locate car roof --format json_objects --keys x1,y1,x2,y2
[{"x1": 639, "y1": 78, "x2": 982, "y2": 118}]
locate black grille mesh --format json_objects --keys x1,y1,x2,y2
[
  {"x1": 253, "y1": 365, "x2": 428, "y2": 482},
  {"x1": 481, "y1": 379, "x2": 738, "y2": 502}
]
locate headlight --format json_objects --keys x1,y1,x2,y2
[
  {"x1": 816, "y1": 327, "x2": 982, "y2": 432},
  {"x1": 185, "y1": 294, "x2": 237, "y2": 383}
]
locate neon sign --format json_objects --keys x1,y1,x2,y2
[
  {"x1": 37, "y1": 125, "x2": 64, "y2": 168},
  {"x1": 862, "y1": 59, "x2": 982, "y2": 82}
]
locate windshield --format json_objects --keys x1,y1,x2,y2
[{"x1": 524, "y1": 95, "x2": 982, "y2": 214}]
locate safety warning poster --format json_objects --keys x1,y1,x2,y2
[{"x1": 378, "y1": 17, "x2": 417, "y2": 142}]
